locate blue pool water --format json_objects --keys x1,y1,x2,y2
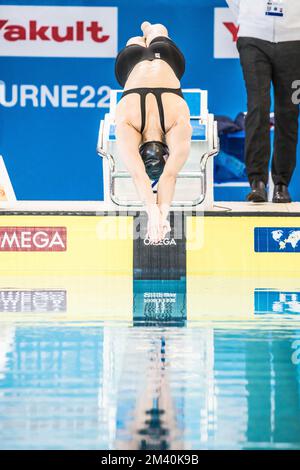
[{"x1": 0, "y1": 320, "x2": 300, "y2": 450}]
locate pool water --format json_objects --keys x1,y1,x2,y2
[
  {"x1": 1, "y1": 203, "x2": 300, "y2": 451},
  {"x1": 0, "y1": 320, "x2": 300, "y2": 450}
]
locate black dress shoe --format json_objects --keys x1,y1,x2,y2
[
  {"x1": 247, "y1": 181, "x2": 268, "y2": 203},
  {"x1": 272, "y1": 184, "x2": 292, "y2": 203}
]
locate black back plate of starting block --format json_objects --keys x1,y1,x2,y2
[
  {"x1": 133, "y1": 212, "x2": 186, "y2": 326},
  {"x1": 133, "y1": 212, "x2": 186, "y2": 281}
]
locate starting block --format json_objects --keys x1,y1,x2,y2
[{"x1": 97, "y1": 89, "x2": 219, "y2": 209}]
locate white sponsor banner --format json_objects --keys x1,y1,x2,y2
[
  {"x1": 0, "y1": 5, "x2": 117, "y2": 57},
  {"x1": 214, "y1": 8, "x2": 239, "y2": 59}
]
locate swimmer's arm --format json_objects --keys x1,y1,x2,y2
[
  {"x1": 157, "y1": 118, "x2": 192, "y2": 220},
  {"x1": 115, "y1": 121, "x2": 156, "y2": 209},
  {"x1": 226, "y1": 0, "x2": 240, "y2": 19},
  {"x1": 133, "y1": 169, "x2": 157, "y2": 211}
]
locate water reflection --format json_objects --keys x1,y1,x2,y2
[
  {"x1": 0, "y1": 289, "x2": 66, "y2": 313},
  {"x1": 0, "y1": 323, "x2": 299, "y2": 449},
  {"x1": 133, "y1": 279, "x2": 186, "y2": 327},
  {"x1": 255, "y1": 289, "x2": 300, "y2": 315},
  {"x1": 244, "y1": 331, "x2": 300, "y2": 447},
  {"x1": 0, "y1": 277, "x2": 300, "y2": 449}
]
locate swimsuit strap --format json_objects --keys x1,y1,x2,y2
[
  {"x1": 140, "y1": 91, "x2": 147, "y2": 134},
  {"x1": 121, "y1": 88, "x2": 183, "y2": 134},
  {"x1": 154, "y1": 91, "x2": 166, "y2": 134}
]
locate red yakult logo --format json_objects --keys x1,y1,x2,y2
[
  {"x1": 223, "y1": 22, "x2": 240, "y2": 43},
  {"x1": 214, "y1": 8, "x2": 239, "y2": 59},
  {"x1": 0, "y1": 6, "x2": 117, "y2": 57},
  {"x1": 0, "y1": 227, "x2": 67, "y2": 251},
  {"x1": 0, "y1": 20, "x2": 109, "y2": 43}
]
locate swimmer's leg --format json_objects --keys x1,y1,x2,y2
[
  {"x1": 157, "y1": 117, "x2": 192, "y2": 237},
  {"x1": 126, "y1": 36, "x2": 146, "y2": 47},
  {"x1": 141, "y1": 22, "x2": 169, "y2": 46},
  {"x1": 115, "y1": 119, "x2": 161, "y2": 242}
]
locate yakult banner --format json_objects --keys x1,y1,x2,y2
[
  {"x1": 0, "y1": 5, "x2": 118, "y2": 57},
  {"x1": 214, "y1": 7, "x2": 239, "y2": 59}
]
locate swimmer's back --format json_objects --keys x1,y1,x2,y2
[{"x1": 116, "y1": 90, "x2": 190, "y2": 135}]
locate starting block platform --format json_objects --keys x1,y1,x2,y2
[{"x1": 97, "y1": 89, "x2": 219, "y2": 209}]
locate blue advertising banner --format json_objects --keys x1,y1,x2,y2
[
  {"x1": 0, "y1": 0, "x2": 299, "y2": 201},
  {"x1": 254, "y1": 227, "x2": 300, "y2": 253}
]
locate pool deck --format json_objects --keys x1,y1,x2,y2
[{"x1": 0, "y1": 200, "x2": 300, "y2": 215}]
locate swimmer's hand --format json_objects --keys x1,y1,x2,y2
[
  {"x1": 146, "y1": 204, "x2": 162, "y2": 243},
  {"x1": 160, "y1": 217, "x2": 171, "y2": 239},
  {"x1": 146, "y1": 205, "x2": 171, "y2": 243}
]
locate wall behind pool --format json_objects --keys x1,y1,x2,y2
[{"x1": 0, "y1": 0, "x2": 299, "y2": 201}]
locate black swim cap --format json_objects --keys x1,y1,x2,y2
[{"x1": 139, "y1": 141, "x2": 169, "y2": 181}]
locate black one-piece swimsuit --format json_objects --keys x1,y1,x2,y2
[{"x1": 115, "y1": 36, "x2": 186, "y2": 134}]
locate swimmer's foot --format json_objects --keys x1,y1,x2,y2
[{"x1": 141, "y1": 21, "x2": 151, "y2": 36}]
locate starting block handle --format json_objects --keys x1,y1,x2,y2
[{"x1": 97, "y1": 147, "x2": 115, "y2": 172}]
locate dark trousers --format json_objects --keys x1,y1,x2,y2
[{"x1": 237, "y1": 37, "x2": 300, "y2": 186}]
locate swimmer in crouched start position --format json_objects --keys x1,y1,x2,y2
[{"x1": 115, "y1": 22, "x2": 192, "y2": 242}]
